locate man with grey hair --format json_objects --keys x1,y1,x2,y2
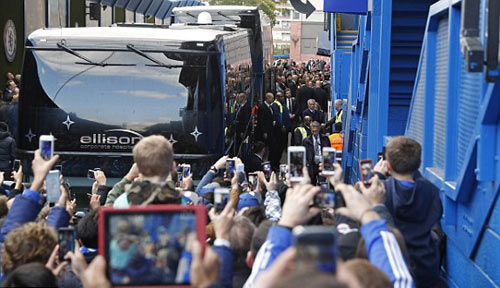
[
  {"x1": 321, "y1": 99, "x2": 344, "y2": 134},
  {"x1": 334, "y1": 99, "x2": 344, "y2": 125},
  {"x1": 302, "y1": 99, "x2": 323, "y2": 123}
]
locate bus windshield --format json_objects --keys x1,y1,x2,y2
[
  {"x1": 19, "y1": 45, "x2": 224, "y2": 158},
  {"x1": 33, "y1": 48, "x2": 206, "y2": 129}
]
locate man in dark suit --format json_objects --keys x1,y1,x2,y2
[
  {"x1": 286, "y1": 74, "x2": 298, "y2": 98},
  {"x1": 296, "y1": 80, "x2": 315, "y2": 118},
  {"x1": 314, "y1": 80, "x2": 329, "y2": 114},
  {"x1": 233, "y1": 92, "x2": 251, "y2": 156},
  {"x1": 302, "y1": 99, "x2": 323, "y2": 123},
  {"x1": 245, "y1": 141, "x2": 265, "y2": 173},
  {"x1": 257, "y1": 92, "x2": 275, "y2": 157},
  {"x1": 303, "y1": 121, "x2": 331, "y2": 184},
  {"x1": 270, "y1": 92, "x2": 291, "y2": 170}
]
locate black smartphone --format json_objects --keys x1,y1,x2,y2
[
  {"x1": 377, "y1": 153, "x2": 384, "y2": 163},
  {"x1": 87, "y1": 169, "x2": 95, "y2": 180},
  {"x1": 12, "y1": 159, "x2": 21, "y2": 172},
  {"x1": 262, "y1": 161, "x2": 272, "y2": 181},
  {"x1": 293, "y1": 226, "x2": 337, "y2": 273},
  {"x1": 58, "y1": 227, "x2": 75, "y2": 262}
]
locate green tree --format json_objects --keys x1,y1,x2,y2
[{"x1": 208, "y1": 0, "x2": 286, "y2": 23}]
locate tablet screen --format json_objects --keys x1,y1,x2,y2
[{"x1": 105, "y1": 211, "x2": 197, "y2": 286}]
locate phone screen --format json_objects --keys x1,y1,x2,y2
[
  {"x1": 214, "y1": 188, "x2": 230, "y2": 213},
  {"x1": 183, "y1": 165, "x2": 191, "y2": 178},
  {"x1": 314, "y1": 183, "x2": 335, "y2": 209},
  {"x1": 322, "y1": 150, "x2": 336, "y2": 174},
  {"x1": 262, "y1": 162, "x2": 272, "y2": 181},
  {"x1": 87, "y1": 169, "x2": 95, "y2": 180},
  {"x1": 46, "y1": 170, "x2": 61, "y2": 203},
  {"x1": 360, "y1": 161, "x2": 374, "y2": 185},
  {"x1": 226, "y1": 160, "x2": 235, "y2": 178},
  {"x1": 289, "y1": 151, "x2": 305, "y2": 178},
  {"x1": 40, "y1": 140, "x2": 53, "y2": 161},
  {"x1": 279, "y1": 164, "x2": 288, "y2": 181},
  {"x1": 106, "y1": 211, "x2": 197, "y2": 286},
  {"x1": 294, "y1": 226, "x2": 337, "y2": 274},
  {"x1": 12, "y1": 159, "x2": 20, "y2": 171},
  {"x1": 58, "y1": 228, "x2": 75, "y2": 262}
]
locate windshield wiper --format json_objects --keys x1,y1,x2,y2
[
  {"x1": 127, "y1": 44, "x2": 175, "y2": 68},
  {"x1": 217, "y1": 11, "x2": 238, "y2": 21},
  {"x1": 57, "y1": 43, "x2": 135, "y2": 67},
  {"x1": 57, "y1": 43, "x2": 106, "y2": 66},
  {"x1": 126, "y1": 44, "x2": 202, "y2": 69},
  {"x1": 145, "y1": 64, "x2": 206, "y2": 68}
]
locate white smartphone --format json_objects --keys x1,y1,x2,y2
[
  {"x1": 322, "y1": 147, "x2": 337, "y2": 176},
  {"x1": 183, "y1": 164, "x2": 191, "y2": 178},
  {"x1": 288, "y1": 146, "x2": 306, "y2": 182},
  {"x1": 236, "y1": 163, "x2": 245, "y2": 174},
  {"x1": 39, "y1": 135, "x2": 55, "y2": 161},
  {"x1": 46, "y1": 170, "x2": 61, "y2": 203},
  {"x1": 214, "y1": 188, "x2": 230, "y2": 213}
]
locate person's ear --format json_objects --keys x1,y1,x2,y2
[
  {"x1": 386, "y1": 161, "x2": 392, "y2": 172},
  {"x1": 246, "y1": 251, "x2": 254, "y2": 268}
]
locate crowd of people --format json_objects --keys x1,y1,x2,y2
[
  {"x1": 225, "y1": 59, "x2": 344, "y2": 179},
  {"x1": 0, "y1": 60, "x2": 447, "y2": 288},
  {"x1": 0, "y1": 133, "x2": 446, "y2": 287}
]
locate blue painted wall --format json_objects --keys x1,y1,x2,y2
[{"x1": 333, "y1": 0, "x2": 500, "y2": 286}]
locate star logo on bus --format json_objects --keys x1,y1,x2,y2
[
  {"x1": 25, "y1": 129, "x2": 36, "y2": 143},
  {"x1": 190, "y1": 126, "x2": 203, "y2": 142},
  {"x1": 62, "y1": 115, "x2": 75, "y2": 131},
  {"x1": 168, "y1": 134, "x2": 178, "y2": 145}
]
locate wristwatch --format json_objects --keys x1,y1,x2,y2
[{"x1": 210, "y1": 165, "x2": 218, "y2": 173}]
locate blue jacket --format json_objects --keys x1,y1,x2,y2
[
  {"x1": 243, "y1": 221, "x2": 414, "y2": 288},
  {"x1": 213, "y1": 244, "x2": 234, "y2": 288},
  {"x1": 195, "y1": 170, "x2": 218, "y2": 195},
  {"x1": 0, "y1": 190, "x2": 71, "y2": 244},
  {"x1": 384, "y1": 172, "x2": 442, "y2": 287},
  {"x1": 361, "y1": 219, "x2": 415, "y2": 288},
  {"x1": 0, "y1": 190, "x2": 44, "y2": 243}
]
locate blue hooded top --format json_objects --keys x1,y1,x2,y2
[{"x1": 384, "y1": 171, "x2": 443, "y2": 288}]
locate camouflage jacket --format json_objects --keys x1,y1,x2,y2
[
  {"x1": 104, "y1": 178, "x2": 180, "y2": 207},
  {"x1": 126, "y1": 180, "x2": 181, "y2": 206}
]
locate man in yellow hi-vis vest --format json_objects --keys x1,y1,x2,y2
[
  {"x1": 293, "y1": 116, "x2": 312, "y2": 145},
  {"x1": 334, "y1": 99, "x2": 343, "y2": 125}
]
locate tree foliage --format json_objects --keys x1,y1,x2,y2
[{"x1": 208, "y1": 0, "x2": 287, "y2": 23}]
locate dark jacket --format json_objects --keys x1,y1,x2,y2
[
  {"x1": 314, "y1": 87, "x2": 328, "y2": 112},
  {"x1": 0, "y1": 131, "x2": 15, "y2": 170},
  {"x1": 245, "y1": 153, "x2": 263, "y2": 173},
  {"x1": 256, "y1": 103, "x2": 274, "y2": 141},
  {"x1": 383, "y1": 172, "x2": 443, "y2": 288},
  {"x1": 303, "y1": 134, "x2": 331, "y2": 168},
  {"x1": 296, "y1": 86, "x2": 315, "y2": 116},
  {"x1": 235, "y1": 102, "x2": 251, "y2": 136},
  {"x1": 271, "y1": 101, "x2": 291, "y2": 132},
  {"x1": 302, "y1": 109, "x2": 323, "y2": 123},
  {"x1": 232, "y1": 258, "x2": 251, "y2": 288},
  {"x1": 286, "y1": 80, "x2": 298, "y2": 97}
]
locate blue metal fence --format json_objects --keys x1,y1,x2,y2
[{"x1": 333, "y1": 0, "x2": 500, "y2": 285}]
